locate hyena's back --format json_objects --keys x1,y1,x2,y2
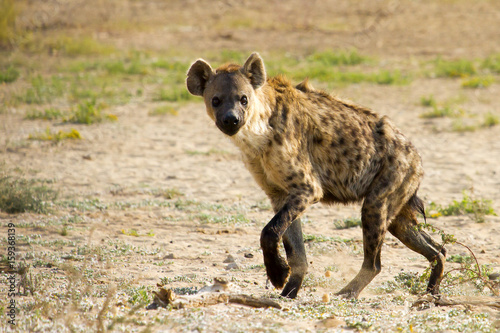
[{"x1": 264, "y1": 76, "x2": 421, "y2": 205}]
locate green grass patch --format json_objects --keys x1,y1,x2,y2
[
  {"x1": 303, "y1": 234, "x2": 354, "y2": 244},
  {"x1": 0, "y1": 166, "x2": 58, "y2": 214},
  {"x1": 482, "y1": 112, "x2": 499, "y2": 127},
  {"x1": 0, "y1": 65, "x2": 19, "y2": 83},
  {"x1": 420, "y1": 95, "x2": 437, "y2": 107},
  {"x1": 18, "y1": 75, "x2": 65, "y2": 104},
  {"x1": 150, "y1": 188, "x2": 183, "y2": 199},
  {"x1": 378, "y1": 271, "x2": 429, "y2": 295},
  {"x1": 148, "y1": 105, "x2": 178, "y2": 116},
  {"x1": 451, "y1": 119, "x2": 477, "y2": 133},
  {"x1": 420, "y1": 105, "x2": 459, "y2": 118},
  {"x1": 104, "y1": 59, "x2": 149, "y2": 75},
  {"x1": 47, "y1": 35, "x2": 115, "y2": 57},
  {"x1": 65, "y1": 100, "x2": 117, "y2": 124},
  {"x1": 426, "y1": 190, "x2": 496, "y2": 222},
  {"x1": 154, "y1": 87, "x2": 196, "y2": 102},
  {"x1": 306, "y1": 49, "x2": 368, "y2": 66},
  {"x1": 194, "y1": 213, "x2": 249, "y2": 225},
  {"x1": 434, "y1": 58, "x2": 477, "y2": 78},
  {"x1": 25, "y1": 108, "x2": 64, "y2": 121},
  {"x1": 461, "y1": 76, "x2": 494, "y2": 88},
  {"x1": 334, "y1": 217, "x2": 362, "y2": 229},
  {"x1": 481, "y1": 53, "x2": 500, "y2": 73},
  {"x1": 28, "y1": 128, "x2": 82, "y2": 142}
]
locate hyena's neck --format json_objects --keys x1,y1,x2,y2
[{"x1": 231, "y1": 87, "x2": 274, "y2": 157}]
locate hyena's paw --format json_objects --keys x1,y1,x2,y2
[
  {"x1": 335, "y1": 287, "x2": 360, "y2": 299},
  {"x1": 265, "y1": 255, "x2": 290, "y2": 289}
]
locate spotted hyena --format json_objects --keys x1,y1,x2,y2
[{"x1": 186, "y1": 52, "x2": 446, "y2": 299}]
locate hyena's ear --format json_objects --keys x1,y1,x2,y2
[
  {"x1": 186, "y1": 59, "x2": 213, "y2": 96},
  {"x1": 242, "y1": 52, "x2": 266, "y2": 89}
]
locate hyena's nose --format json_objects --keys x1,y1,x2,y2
[
  {"x1": 223, "y1": 113, "x2": 239, "y2": 126},
  {"x1": 218, "y1": 112, "x2": 242, "y2": 136}
]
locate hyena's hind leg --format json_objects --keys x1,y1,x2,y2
[
  {"x1": 388, "y1": 199, "x2": 446, "y2": 294},
  {"x1": 281, "y1": 218, "x2": 308, "y2": 298}
]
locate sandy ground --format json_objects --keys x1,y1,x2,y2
[{"x1": 1, "y1": 0, "x2": 500, "y2": 332}]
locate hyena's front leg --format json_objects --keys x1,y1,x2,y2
[
  {"x1": 261, "y1": 192, "x2": 313, "y2": 291},
  {"x1": 281, "y1": 218, "x2": 307, "y2": 298}
]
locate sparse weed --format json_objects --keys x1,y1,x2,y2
[
  {"x1": 48, "y1": 35, "x2": 115, "y2": 57},
  {"x1": 154, "y1": 86, "x2": 196, "y2": 102},
  {"x1": 65, "y1": 99, "x2": 117, "y2": 124},
  {"x1": 195, "y1": 213, "x2": 249, "y2": 225},
  {"x1": 18, "y1": 75, "x2": 65, "y2": 104},
  {"x1": 121, "y1": 229, "x2": 155, "y2": 237},
  {"x1": 420, "y1": 105, "x2": 457, "y2": 118},
  {"x1": 0, "y1": 65, "x2": 19, "y2": 83},
  {"x1": 434, "y1": 58, "x2": 476, "y2": 78},
  {"x1": 461, "y1": 76, "x2": 494, "y2": 89},
  {"x1": 28, "y1": 127, "x2": 82, "y2": 142},
  {"x1": 307, "y1": 49, "x2": 368, "y2": 66},
  {"x1": 482, "y1": 112, "x2": 499, "y2": 127},
  {"x1": 378, "y1": 270, "x2": 429, "y2": 295},
  {"x1": 481, "y1": 53, "x2": 500, "y2": 73},
  {"x1": 149, "y1": 105, "x2": 178, "y2": 116},
  {"x1": 451, "y1": 119, "x2": 477, "y2": 132},
  {"x1": 303, "y1": 234, "x2": 353, "y2": 244},
  {"x1": 25, "y1": 108, "x2": 64, "y2": 121},
  {"x1": 127, "y1": 286, "x2": 152, "y2": 305},
  {"x1": 104, "y1": 59, "x2": 149, "y2": 75},
  {"x1": 151, "y1": 188, "x2": 183, "y2": 199},
  {"x1": 426, "y1": 190, "x2": 496, "y2": 223},
  {"x1": 334, "y1": 217, "x2": 362, "y2": 229},
  {"x1": 0, "y1": 166, "x2": 58, "y2": 214},
  {"x1": 420, "y1": 95, "x2": 437, "y2": 107}
]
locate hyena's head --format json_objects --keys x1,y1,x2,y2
[{"x1": 186, "y1": 53, "x2": 266, "y2": 136}]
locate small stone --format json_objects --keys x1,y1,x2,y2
[
  {"x1": 480, "y1": 249, "x2": 486, "y2": 254},
  {"x1": 325, "y1": 270, "x2": 332, "y2": 278},
  {"x1": 488, "y1": 272, "x2": 500, "y2": 281},
  {"x1": 322, "y1": 293, "x2": 330, "y2": 303},
  {"x1": 244, "y1": 253, "x2": 254, "y2": 258},
  {"x1": 165, "y1": 253, "x2": 175, "y2": 259},
  {"x1": 225, "y1": 262, "x2": 239, "y2": 270},
  {"x1": 321, "y1": 317, "x2": 344, "y2": 328},
  {"x1": 223, "y1": 255, "x2": 235, "y2": 263}
]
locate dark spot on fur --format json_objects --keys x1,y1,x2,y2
[
  {"x1": 356, "y1": 154, "x2": 362, "y2": 161},
  {"x1": 313, "y1": 134, "x2": 323, "y2": 145},
  {"x1": 339, "y1": 137, "x2": 345, "y2": 145},
  {"x1": 281, "y1": 105, "x2": 289, "y2": 124},
  {"x1": 354, "y1": 139, "x2": 360, "y2": 146},
  {"x1": 273, "y1": 134, "x2": 283, "y2": 145},
  {"x1": 342, "y1": 149, "x2": 349, "y2": 157},
  {"x1": 351, "y1": 128, "x2": 357, "y2": 137},
  {"x1": 388, "y1": 155, "x2": 394, "y2": 163}
]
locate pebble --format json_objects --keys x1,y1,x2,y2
[
  {"x1": 225, "y1": 262, "x2": 239, "y2": 270},
  {"x1": 223, "y1": 255, "x2": 235, "y2": 263}
]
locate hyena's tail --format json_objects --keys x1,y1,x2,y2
[{"x1": 408, "y1": 192, "x2": 426, "y2": 223}]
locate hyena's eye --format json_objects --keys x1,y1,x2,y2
[
  {"x1": 240, "y1": 95, "x2": 248, "y2": 106},
  {"x1": 212, "y1": 97, "x2": 221, "y2": 107}
]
